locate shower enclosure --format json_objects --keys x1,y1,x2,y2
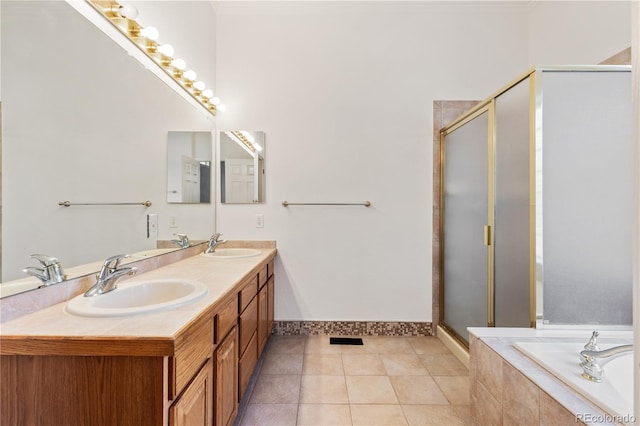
[{"x1": 439, "y1": 66, "x2": 633, "y2": 346}]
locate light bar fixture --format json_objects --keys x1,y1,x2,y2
[{"x1": 86, "y1": 0, "x2": 225, "y2": 116}]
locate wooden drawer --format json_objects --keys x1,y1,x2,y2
[
  {"x1": 267, "y1": 259, "x2": 274, "y2": 279},
  {"x1": 215, "y1": 295, "x2": 238, "y2": 344},
  {"x1": 238, "y1": 331, "x2": 258, "y2": 401},
  {"x1": 171, "y1": 315, "x2": 214, "y2": 399},
  {"x1": 239, "y1": 297, "x2": 258, "y2": 357},
  {"x1": 258, "y1": 265, "x2": 268, "y2": 289},
  {"x1": 238, "y1": 276, "x2": 258, "y2": 313}
]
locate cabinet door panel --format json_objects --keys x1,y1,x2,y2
[
  {"x1": 215, "y1": 327, "x2": 238, "y2": 426},
  {"x1": 257, "y1": 286, "x2": 268, "y2": 355},
  {"x1": 239, "y1": 297, "x2": 258, "y2": 356},
  {"x1": 170, "y1": 358, "x2": 213, "y2": 426}
]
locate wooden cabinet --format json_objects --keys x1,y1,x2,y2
[
  {"x1": 0, "y1": 251, "x2": 276, "y2": 426},
  {"x1": 171, "y1": 358, "x2": 213, "y2": 426},
  {"x1": 215, "y1": 326, "x2": 238, "y2": 426},
  {"x1": 257, "y1": 283, "x2": 269, "y2": 354}
]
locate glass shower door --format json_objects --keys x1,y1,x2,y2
[{"x1": 441, "y1": 107, "x2": 492, "y2": 345}]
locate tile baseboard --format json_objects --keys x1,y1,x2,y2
[{"x1": 272, "y1": 321, "x2": 433, "y2": 336}]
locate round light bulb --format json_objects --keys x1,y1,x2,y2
[
  {"x1": 157, "y1": 44, "x2": 174, "y2": 57},
  {"x1": 202, "y1": 89, "x2": 214, "y2": 99},
  {"x1": 140, "y1": 26, "x2": 159, "y2": 41},
  {"x1": 194, "y1": 81, "x2": 206, "y2": 91},
  {"x1": 171, "y1": 58, "x2": 186, "y2": 70},
  {"x1": 217, "y1": 104, "x2": 227, "y2": 112},
  {"x1": 183, "y1": 70, "x2": 197, "y2": 81},
  {"x1": 118, "y1": 4, "x2": 139, "y2": 19},
  {"x1": 211, "y1": 97, "x2": 220, "y2": 106},
  {"x1": 254, "y1": 144, "x2": 262, "y2": 152}
]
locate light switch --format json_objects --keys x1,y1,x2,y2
[{"x1": 256, "y1": 214, "x2": 264, "y2": 228}]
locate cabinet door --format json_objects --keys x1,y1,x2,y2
[
  {"x1": 267, "y1": 276, "x2": 274, "y2": 333},
  {"x1": 257, "y1": 285, "x2": 268, "y2": 355},
  {"x1": 170, "y1": 358, "x2": 213, "y2": 426},
  {"x1": 215, "y1": 326, "x2": 238, "y2": 426},
  {"x1": 239, "y1": 296, "x2": 258, "y2": 357}
]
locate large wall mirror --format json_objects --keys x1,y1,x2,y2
[
  {"x1": 0, "y1": 1, "x2": 216, "y2": 298},
  {"x1": 167, "y1": 131, "x2": 213, "y2": 204},
  {"x1": 220, "y1": 131, "x2": 266, "y2": 204}
]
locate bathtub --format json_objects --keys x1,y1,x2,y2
[{"x1": 515, "y1": 340, "x2": 635, "y2": 424}]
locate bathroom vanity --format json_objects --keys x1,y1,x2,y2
[{"x1": 0, "y1": 246, "x2": 276, "y2": 426}]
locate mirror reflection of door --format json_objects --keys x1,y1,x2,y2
[
  {"x1": 225, "y1": 159, "x2": 254, "y2": 203},
  {"x1": 182, "y1": 156, "x2": 201, "y2": 203},
  {"x1": 220, "y1": 131, "x2": 265, "y2": 204},
  {"x1": 167, "y1": 131, "x2": 212, "y2": 204}
]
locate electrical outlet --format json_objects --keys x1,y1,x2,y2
[
  {"x1": 168, "y1": 216, "x2": 178, "y2": 228},
  {"x1": 256, "y1": 214, "x2": 264, "y2": 228},
  {"x1": 147, "y1": 214, "x2": 158, "y2": 239}
]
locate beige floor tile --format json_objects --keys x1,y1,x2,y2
[
  {"x1": 390, "y1": 376, "x2": 450, "y2": 405},
  {"x1": 452, "y1": 404, "x2": 474, "y2": 425},
  {"x1": 407, "y1": 337, "x2": 451, "y2": 355},
  {"x1": 297, "y1": 404, "x2": 352, "y2": 425},
  {"x1": 420, "y1": 354, "x2": 469, "y2": 376},
  {"x1": 368, "y1": 336, "x2": 415, "y2": 354},
  {"x1": 303, "y1": 353, "x2": 344, "y2": 375},
  {"x1": 350, "y1": 404, "x2": 408, "y2": 426},
  {"x1": 299, "y1": 375, "x2": 349, "y2": 404},
  {"x1": 306, "y1": 335, "x2": 343, "y2": 354},
  {"x1": 339, "y1": 337, "x2": 378, "y2": 354},
  {"x1": 401, "y1": 405, "x2": 464, "y2": 425},
  {"x1": 342, "y1": 354, "x2": 386, "y2": 375},
  {"x1": 249, "y1": 375, "x2": 301, "y2": 404},
  {"x1": 433, "y1": 376, "x2": 470, "y2": 405},
  {"x1": 346, "y1": 376, "x2": 398, "y2": 404},
  {"x1": 261, "y1": 353, "x2": 304, "y2": 375},
  {"x1": 381, "y1": 354, "x2": 429, "y2": 376},
  {"x1": 239, "y1": 403, "x2": 298, "y2": 426},
  {"x1": 268, "y1": 335, "x2": 306, "y2": 354}
]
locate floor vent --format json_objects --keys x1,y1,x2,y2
[{"x1": 329, "y1": 337, "x2": 364, "y2": 345}]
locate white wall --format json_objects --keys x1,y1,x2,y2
[
  {"x1": 215, "y1": 1, "x2": 531, "y2": 321},
  {"x1": 527, "y1": 1, "x2": 631, "y2": 66},
  {"x1": 215, "y1": 1, "x2": 631, "y2": 323}
]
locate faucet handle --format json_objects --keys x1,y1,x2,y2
[
  {"x1": 103, "y1": 254, "x2": 130, "y2": 269},
  {"x1": 584, "y1": 331, "x2": 600, "y2": 351},
  {"x1": 29, "y1": 254, "x2": 60, "y2": 267},
  {"x1": 210, "y1": 233, "x2": 223, "y2": 241}
]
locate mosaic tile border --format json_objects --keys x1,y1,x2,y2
[{"x1": 272, "y1": 321, "x2": 433, "y2": 336}]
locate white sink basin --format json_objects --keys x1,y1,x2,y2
[
  {"x1": 129, "y1": 248, "x2": 177, "y2": 259},
  {"x1": 65, "y1": 279, "x2": 208, "y2": 317},
  {"x1": 201, "y1": 248, "x2": 261, "y2": 259}
]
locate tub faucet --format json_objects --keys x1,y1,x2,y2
[
  {"x1": 579, "y1": 331, "x2": 633, "y2": 382},
  {"x1": 204, "y1": 233, "x2": 227, "y2": 254},
  {"x1": 84, "y1": 254, "x2": 137, "y2": 297},
  {"x1": 22, "y1": 254, "x2": 67, "y2": 287},
  {"x1": 172, "y1": 233, "x2": 190, "y2": 248}
]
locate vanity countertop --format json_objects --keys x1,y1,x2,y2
[{"x1": 0, "y1": 248, "x2": 276, "y2": 357}]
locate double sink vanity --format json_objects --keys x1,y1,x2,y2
[{"x1": 0, "y1": 242, "x2": 277, "y2": 426}]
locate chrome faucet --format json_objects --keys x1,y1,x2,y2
[
  {"x1": 579, "y1": 331, "x2": 633, "y2": 382},
  {"x1": 172, "y1": 233, "x2": 190, "y2": 248},
  {"x1": 204, "y1": 233, "x2": 227, "y2": 254},
  {"x1": 84, "y1": 254, "x2": 137, "y2": 297},
  {"x1": 22, "y1": 254, "x2": 67, "y2": 287}
]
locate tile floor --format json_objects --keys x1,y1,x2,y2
[{"x1": 235, "y1": 335, "x2": 472, "y2": 426}]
